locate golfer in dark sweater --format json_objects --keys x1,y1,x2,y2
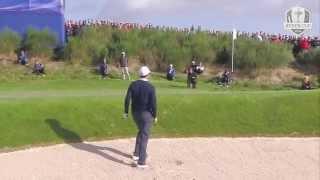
[{"x1": 124, "y1": 66, "x2": 157, "y2": 168}]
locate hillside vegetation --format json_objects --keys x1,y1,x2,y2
[
  {"x1": 1, "y1": 27, "x2": 295, "y2": 70},
  {"x1": 0, "y1": 28, "x2": 319, "y2": 87},
  {"x1": 64, "y1": 27, "x2": 294, "y2": 71}
]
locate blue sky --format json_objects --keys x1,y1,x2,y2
[{"x1": 65, "y1": 0, "x2": 320, "y2": 35}]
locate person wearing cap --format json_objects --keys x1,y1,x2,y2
[
  {"x1": 186, "y1": 60, "x2": 198, "y2": 88},
  {"x1": 119, "y1": 51, "x2": 131, "y2": 80},
  {"x1": 166, "y1": 64, "x2": 176, "y2": 81},
  {"x1": 124, "y1": 66, "x2": 157, "y2": 168}
]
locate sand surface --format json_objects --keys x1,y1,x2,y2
[{"x1": 0, "y1": 138, "x2": 319, "y2": 180}]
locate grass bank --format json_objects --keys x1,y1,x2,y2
[{"x1": 0, "y1": 79, "x2": 319, "y2": 150}]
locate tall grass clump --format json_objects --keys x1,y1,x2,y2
[
  {"x1": 64, "y1": 27, "x2": 112, "y2": 65},
  {"x1": 0, "y1": 28, "x2": 21, "y2": 57},
  {"x1": 22, "y1": 28, "x2": 57, "y2": 58},
  {"x1": 233, "y1": 39, "x2": 294, "y2": 70}
]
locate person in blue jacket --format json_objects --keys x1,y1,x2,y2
[{"x1": 124, "y1": 66, "x2": 158, "y2": 168}]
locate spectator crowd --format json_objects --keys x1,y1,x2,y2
[{"x1": 65, "y1": 19, "x2": 320, "y2": 55}]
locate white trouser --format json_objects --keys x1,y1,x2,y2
[{"x1": 121, "y1": 67, "x2": 130, "y2": 80}]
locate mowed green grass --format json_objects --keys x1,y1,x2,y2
[{"x1": 0, "y1": 79, "x2": 319, "y2": 150}]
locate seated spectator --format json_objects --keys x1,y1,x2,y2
[
  {"x1": 99, "y1": 58, "x2": 108, "y2": 79},
  {"x1": 33, "y1": 61, "x2": 45, "y2": 76},
  {"x1": 217, "y1": 69, "x2": 231, "y2": 87},
  {"x1": 222, "y1": 69, "x2": 231, "y2": 86},
  {"x1": 166, "y1": 64, "x2": 176, "y2": 81},
  {"x1": 302, "y1": 75, "x2": 311, "y2": 90},
  {"x1": 19, "y1": 50, "x2": 28, "y2": 65}
]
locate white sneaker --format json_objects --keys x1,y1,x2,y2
[
  {"x1": 132, "y1": 155, "x2": 139, "y2": 161},
  {"x1": 136, "y1": 164, "x2": 148, "y2": 169}
]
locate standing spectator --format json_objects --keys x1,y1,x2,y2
[
  {"x1": 299, "y1": 37, "x2": 311, "y2": 52},
  {"x1": 186, "y1": 60, "x2": 198, "y2": 89},
  {"x1": 99, "y1": 58, "x2": 108, "y2": 79},
  {"x1": 19, "y1": 50, "x2": 28, "y2": 65},
  {"x1": 166, "y1": 64, "x2": 176, "y2": 81},
  {"x1": 124, "y1": 66, "x2": 157, "y2": 168},
  {"x1": 271, "y1": 35, "x2": 280, "y2": 43},
  {"x1": 119, "y1": 51, "x2": 131, "y2": 80}
]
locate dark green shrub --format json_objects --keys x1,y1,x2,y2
[
  {"x1": 64, "y1": 27, "x2": 112, "y2": 65},
  {"x1": 216, "y1": 47, "x2": 231, "y2": 65},
  {"x1": 296, "y1": 48, "x2": 320, "y2": 66},
  {"x1": 23, "y1": 28, "x2": 57, "y2": 58}
]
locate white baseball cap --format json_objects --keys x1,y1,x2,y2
[{"x1": 139, "y1": 66, "x2": 151, "y2": 77}]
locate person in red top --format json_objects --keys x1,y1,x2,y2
[{"x1": 299, "y1": 37, "x2": 311, "y2": 52}]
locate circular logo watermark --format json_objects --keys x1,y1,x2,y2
[{"x1": 284, "y1": 6, "x2": 312, "y2": 35}]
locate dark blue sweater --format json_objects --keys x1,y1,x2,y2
[{"x1": 124, "y1": 80, "x2": 157, "y2": 118}]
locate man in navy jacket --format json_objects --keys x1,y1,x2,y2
[{"x1": 124, "y1": 66, "x2": 157, "y2": 168}]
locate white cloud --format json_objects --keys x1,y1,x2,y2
[
  {"x1": 262, "y1": 0, "x2": 285, "y2": 6},
  {"x1": 125, "y1": 0, "x2": 188, "y2": 11},
  {"x1": 126, "y1": 0, "x2": 153, "y2": 10}
]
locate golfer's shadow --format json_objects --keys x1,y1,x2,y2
[{"x1": 45, "y1": 119, "x2": 132, "y2": 166}]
